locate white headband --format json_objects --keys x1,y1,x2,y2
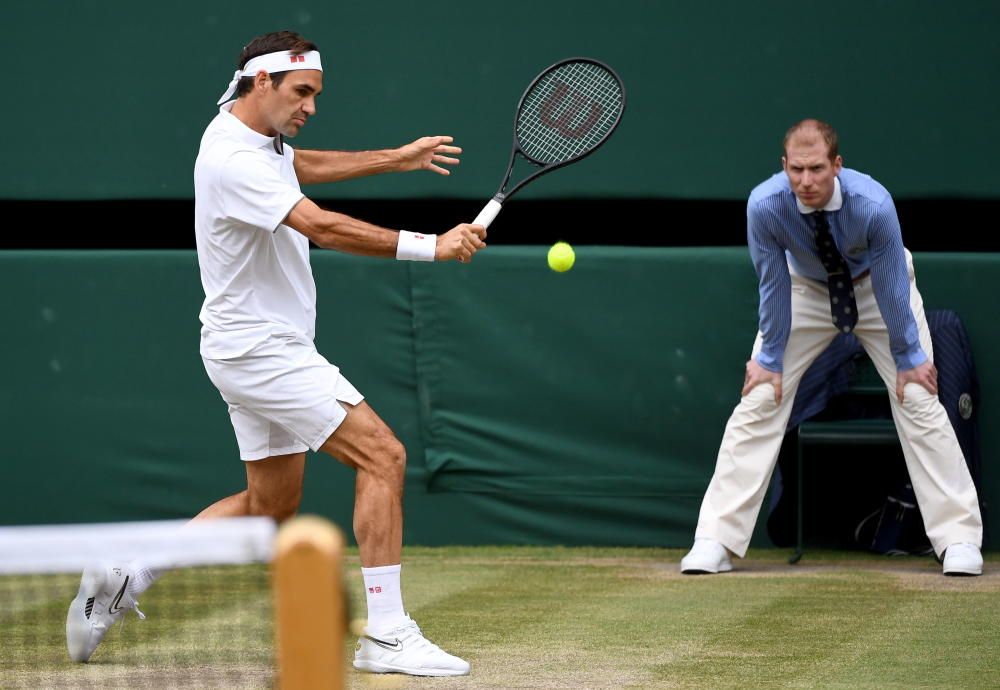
[{"x1": 217, "y1": 50, "x2": 323, "y2": 105}]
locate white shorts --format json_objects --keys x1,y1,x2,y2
[{"x1": 202, "y1": 335, "x2": 364, "y2": 461}]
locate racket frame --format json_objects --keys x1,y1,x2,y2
[{"x1": 473, "y1": 57, "x2": 626, "y2": 228}]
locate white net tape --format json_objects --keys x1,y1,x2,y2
[{"x1": 0, "y1": 517, "x2": 276, "y2": 574}]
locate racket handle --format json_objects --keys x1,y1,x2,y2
[{"x1": 472, "y1": 199, "x2": 503, "y2": 229}]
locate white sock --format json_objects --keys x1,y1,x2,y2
[
  {"x1": 126, "y1": 561, "x2": 162, "y2": 598},
  {"x1": 361, "y1": 564, "x2": 408, "y2": 633}
]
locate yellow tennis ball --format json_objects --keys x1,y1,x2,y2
[{"x1": 547, "y1": 242, "x2": 575, "y2": 272}]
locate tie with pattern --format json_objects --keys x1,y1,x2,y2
[{"x1": 812, "y1": 210, "x2": 858, "y2": 333}]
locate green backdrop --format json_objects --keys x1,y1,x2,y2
[
  {"x1": 2, "y1": 248, "x2": 996, "y2": 548},
  {"x1": 4, "y1": 1, "x2": 999, "y2": 199}
]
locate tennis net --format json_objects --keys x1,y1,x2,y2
[{"x1": 1, "y1": 517, "x2": 281, "y2": 689}]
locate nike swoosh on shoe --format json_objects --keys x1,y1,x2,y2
[
  {"x1": 364, "y1": 635, "x2": 403, "y2": 652},
  {"x1": 107, "y1": 576, "x2": 130, "y2": 615}
]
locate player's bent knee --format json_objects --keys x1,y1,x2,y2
[
  {"x1": 366, "y1": 433, "x2": 406, "y2": 486},
  {"x1": 383, "y1": 436, "x2": 407, "y2": 480}
]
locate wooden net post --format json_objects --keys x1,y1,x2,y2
[{"x1": 273, "y1": 515, "x2": 345, "y2": 690}]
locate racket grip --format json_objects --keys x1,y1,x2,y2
[{"x1": 472, "y1": 199, "x2": 503, "y2": 229}]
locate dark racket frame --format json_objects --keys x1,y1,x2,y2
[{"x1": 472, "y1": 57, "x2": 627, "y2": 229}]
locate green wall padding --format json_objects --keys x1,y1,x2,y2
[{"x1": 2, "y1": 249, "x2": 997, "y2": 547}]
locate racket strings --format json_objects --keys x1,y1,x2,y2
[{"x1": 517, "y1": 62, "x2": 623, "y2": 164}]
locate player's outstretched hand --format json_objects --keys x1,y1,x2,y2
[
  {"x1": 397, "y1": 136, "x2": 462, "y2": 175},
  {"x1": 437, "y1": 224, "x2": 487, "y2": 263}
]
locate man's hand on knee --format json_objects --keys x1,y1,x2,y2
[
  {"x1": 896, "y1": 361, "x2": 938, "y2": 403},
  {"x1": 742, "y1": 359, "x2": 783, "y2": 405}
]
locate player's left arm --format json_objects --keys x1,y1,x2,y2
[
  {"x1": 293, "y1": 136, "x2": 462, "y2": 184},
  {"x1": 867, "y1": 197, "x2": 933, "y2": 401}
]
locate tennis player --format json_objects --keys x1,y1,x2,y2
[{"x1": 67, "y1": 30, "x2": 483, "y2": 676}]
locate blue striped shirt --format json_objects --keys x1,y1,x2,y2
[{"x1": 747, "y1": 167, "x2": 926, "y2": 373}]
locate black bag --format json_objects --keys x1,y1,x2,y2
[{"x1": 854, "y1": 481, "x2": 933, "y2": 556}]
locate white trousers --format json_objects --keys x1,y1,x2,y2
[{"x1": 695, "y1": 252, "x2": 982, "y2": 557}]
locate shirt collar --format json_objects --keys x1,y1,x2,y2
[
  {"x1": 796, "y1": 176, "x2": 842, "y2": 214},
  {"x1": 218, "y1": 101, "x2": 284, "y2": 153}
]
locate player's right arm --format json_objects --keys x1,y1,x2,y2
[{"x1": 284, "y1": 197, "x2": 486, "y2": 262}]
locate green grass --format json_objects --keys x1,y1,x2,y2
[{"x1": 2, "y1": 549, "x2": 997, "y2": 689}]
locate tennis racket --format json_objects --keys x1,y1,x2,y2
[{"x1": 472, "y1": 58, "x2": 626, "y2": 229}]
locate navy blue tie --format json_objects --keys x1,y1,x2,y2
[{"x1": 812, "y1": 210, "x2": 857, "y2": 333}]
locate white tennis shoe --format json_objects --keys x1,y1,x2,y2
[
  {"x1": 680, "y1": 538, "x2": 734, "y2": 574},
  {"x1": 354, "y1": 616, "x2": 470, "y2": 676},
  {"x1": 942, "y1": 543, "x2": 983, "y2": 576},
  {"x1": 66, "y1": 563, "x2": 145, "y2": 662}
]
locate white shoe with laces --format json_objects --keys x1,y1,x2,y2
[
  {"x1": 680, "y1": 538, "x2": 734, "y2": 574},
  {"x1": 354, "y1": 616, "x2": 470, "y2": 676},
  {"x1": 942, "y1": 543, "x2": 983, "y2": 576},
  {"x1": 66, "y1": 563, "x2": 145, "y2": 662}
]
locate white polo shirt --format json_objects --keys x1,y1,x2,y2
[{"x1": 194, "y1": 102, "x2": 313, "y2": 359}]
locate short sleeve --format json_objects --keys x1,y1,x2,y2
[{"x1": 219, "y1": 151, "x2": 304, "y2": 232}]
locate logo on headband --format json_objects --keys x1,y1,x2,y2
[{"x1": 290, "y1": 55, "x2": 305, "y2": 63}]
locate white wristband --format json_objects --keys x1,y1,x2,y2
[{"x1": 395, "y1": 230, "x2": 436, "y2": 262}]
